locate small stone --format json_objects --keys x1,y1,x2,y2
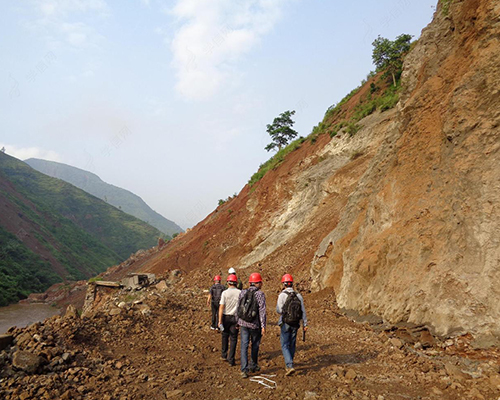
[
  {"x1": 489, "y1": 374, "x2": 500, "y2": 389},
  {"x1": 420, "y1": 330, "x2": 435, "y2": 348},
  {"x1": 432, "y1": 387, "x2": 443, "y2": 395},
  {"x1": 304, "y1": 391, "x2": 318, "y2": 399},
  {"x1": 345, "y1": 369, "x2": 357, "y2": 380},
  {"x1": 468, "y1": 388, "x2": 484, "y2": 399},
  {"x1": 109, "y1": 308, "x2": 121, "y2": 316},
  {"x1": 61, "y1": 353, "x2": 70, "y2": 362},
  {"x1": 118, "y1": 302, "x2": 127, "y2": 308},
  {"x1": 421, "y1": 363, "x2": 431, "y2": 373},
  {"x1": 389, "y1": 338, "x2": 403, "y2": 349},
  {"x1": 115, "y1": 361, "x2": 123, "y2": 369},
  {"x1": 166, "y1": 389, "x2": 183, "y2": 398}
]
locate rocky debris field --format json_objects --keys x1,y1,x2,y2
[{"x1": 1, "y1": 283, "x2": 500, "y2": 400}]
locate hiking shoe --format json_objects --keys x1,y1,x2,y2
[
  {"x1": 210, "y1": 327, "x2": 216, "y2": 330},
  {"x1": 249, "y1": 365, "x2": 260, "y2": 373},
  {"x1": 240, "y1": 371, "x2": 248, "y2": 379},
  {"x1": 220, "y1": 356, "x2": 228, "y2": 362},
  {"x1": 229, "y1": 361, "x2": 236, "y2": 367},
  {"x1": 285, "y1": 368, "x2": 296, "y2": 376}
]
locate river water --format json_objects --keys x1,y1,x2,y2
[{"x1": 0, "y1": 303, "x2": 61, "y2": 334}]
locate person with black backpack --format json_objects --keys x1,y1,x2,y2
[
  {"x1": 207, "y1": 275, "x2": 225, "y2": 330},
  {"x1": 237, "y1": 272, "x2": 267, "y2": 378},
  {"x1": 276, "y1": 274, "x2": 308, "y2": 376}
]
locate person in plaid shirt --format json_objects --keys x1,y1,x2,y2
[{"x1": 237, "y1": 272, "x2": 266, "y2": 378}]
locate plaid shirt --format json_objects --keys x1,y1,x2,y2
[{"x1": 237, "y1": 286, "x2": 266, "y2": 330}]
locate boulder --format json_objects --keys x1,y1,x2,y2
[
  {"x1": 12, "y1": 350, "x2": 41, "y2": 374},
  {"x1": 64, "y1": 305, "x2": 78, "y2": 319}
]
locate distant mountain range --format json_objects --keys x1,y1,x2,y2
[
  {"x1": 0, "y1": 152, "x2": 163, "y2": 306},
  {"x1": 25, "y1": 158, "x2": 183, "y2": 236}
]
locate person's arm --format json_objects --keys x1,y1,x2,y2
[
  {"x1": 299, "y1": 293, "x2": 308, "y2": 330},
  {"x1": 276, "y1": 292, "x2": 285, "y2": 314},
  {"x1": 218, "y1": 297, "x2": 225, "y2": 326},
  {"x1": 207, "y1": 287, "x2": 212, "y2": 307},
  {"x1": 258, "y1": 292, "x2": 267, "y2": 335}
]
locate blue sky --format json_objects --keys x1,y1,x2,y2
[{"x1": 1, "y1": 0, "x2": 437, "y2": 228}]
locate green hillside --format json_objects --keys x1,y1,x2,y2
[
  {"x1": 0, "y1": 152, "x2": 163, "y2": 305},
  {"x1": 25, "y1": 158, "x2": 183, "y2": 236}
]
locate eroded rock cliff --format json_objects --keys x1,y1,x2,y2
[{"x1": 312, "y1": 0, "x2": 500, "y2": 343}]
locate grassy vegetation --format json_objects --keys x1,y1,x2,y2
[
  {"x1": 0, "y1": 227, "x2": 61, "y2": 306},
  {"x1": 248, "y1": 137, "x2": 306, "y2": 186},
  {"x1": 441, "y1": 0, "x2": 453, "y2": 16}
]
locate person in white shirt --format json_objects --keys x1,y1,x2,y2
[{"x1": 218, "y1": 274, "x2": 241, "y2": 366}]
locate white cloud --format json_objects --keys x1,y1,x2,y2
[
  {"x1": 34, "y1": 0, "x2": 109, "y2": 18},
  {"x1": 169, "y1": 0, "x2": 293, "y2": 100},
  {"x1": 26, "y1": 0, "x2": 109, "y2": 50},
  {"x1": 0, "y1": 144, "x2": 63, "y2": 163}
]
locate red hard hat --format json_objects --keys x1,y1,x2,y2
[
  {"x1": 248, "y1": 272, "x2": 262, "y2": 283},
  {"x1": 227, "y1": 274, "x2": 238, "y2": 282},
  {"x1": 281, "y1": 274, "x2": 293, "y2": 283},
  {"x1": 214, "y1": 275, "x2": 221, "y2": 281}
]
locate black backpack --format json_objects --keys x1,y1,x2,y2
[
  {"x1": 282, "y1": 291, "x2": 302, "y2": 327},
  {"x1": 212, "y1": 284, "x2": 225, "y2": 304},
  {"x1": 237, "y1": 289, "x2": 259, "y2": 323}
]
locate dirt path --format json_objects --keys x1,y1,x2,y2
[{"x1": 1, "y1": 286, "x2": 499, "y2": 399}]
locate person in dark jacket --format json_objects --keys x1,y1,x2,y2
[{"x1": 207, "y1": 275, "x2": 225, "y2": 330}]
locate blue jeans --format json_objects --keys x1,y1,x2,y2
[
  {"x1": 280, "y1": 323, "x2": 298, "y2": 368},
  {"x1": 240, "y1": 326, "x2": 262, "y2": 372}
]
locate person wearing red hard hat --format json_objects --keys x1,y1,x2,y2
[
  {"x1": 218, "y1": 274, "x2": 241, "y2": 366},
  {"x1": 237, "y1": 272, "x2": 267, "y2": 378},
  {"x1": 225, "y1": 267, "x2": 243, "y2": 290},
  {"x1": 276, "y1": 273, "x2": 308, "y2": 376},
  {"x1": 207, "y1": 275, "x2": 225, "y2": 330}
]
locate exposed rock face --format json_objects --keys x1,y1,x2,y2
[{"x1": 312, "y1": 0, "x2": 500, "y2": 341}]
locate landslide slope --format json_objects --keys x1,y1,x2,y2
[
  {"x1": 0, "y1": 152, "x2": 162, "y2": 305},
  {"x1": 25, "y1": 158, "x2": 183, "y2": 236},
  {"x1": 131, "y1": 0, "x2": 499, "y2": 343}
]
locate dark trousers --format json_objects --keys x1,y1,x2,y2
[
  {"x1": 240, "y1": 326, "x2": 262, "y2": 372},
  {"x1": 211, "y1": 301, "x2": 219, "y2": 329},
  {"x1": 221, "y1": 314, "x2": 238, "y2": 364}
]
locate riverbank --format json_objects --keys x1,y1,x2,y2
[{"x1": 0, "y1": 303, "x2": 60, "y2": 334}]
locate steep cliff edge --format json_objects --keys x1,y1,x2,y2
[
  {"x1": 126, "y1": 0, "x2": 500, "y2": 344},
  {"x1": 312, "y1": 0, "x2": 500, "y2": 343}
]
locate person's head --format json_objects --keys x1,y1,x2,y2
[
  {"x1": 213, "y1": 275, "x2": 221, "y2": 284},
  {"x1": 228, "y1": 267, "x2": 236, "y2": 275},
  {"x1": 281, "y1": 273, "x2": 293, "y2": 288},
  {"x1": 249, "y1": 272, "x2": 263, "y2": 287},
  {"x1": 227, "y1": 274, "x2": 238, "y2": 287}
]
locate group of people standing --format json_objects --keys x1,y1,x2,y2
[{"x1": 207, "y1": 268, "x2": 308, "y2": 378}]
